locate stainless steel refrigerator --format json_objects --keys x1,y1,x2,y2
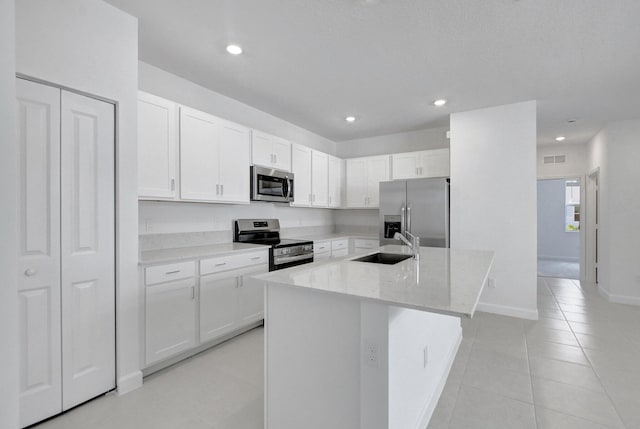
[{"x1": 379, "y1": 178, "x2": 450, "y2": 247}]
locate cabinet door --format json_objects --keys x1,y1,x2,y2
[
  {"x1": 219, "y1": 120, "x2": 251, "y2": 203},
  {"x1": 391, "y1": 152, "x2": 420, "y2": 180},
  {"x1": 137, "y1": 92, "x2": 178, "y2": 199},
  {"x1": 60, "y1": 91, "x2": 116, "y2": 410},
  {"x1": 366, "y1": 156, "x2": 390, "y2": 207},
  {"x1": 16, "y1": 79, "x2": 63, "y2": 428},
  {"x1": 236, "y1": 265, "x2": 269, "y2": 325},
  {"x1": 346, "y1": 158, "x2": 368, "y2": 207},
  {"x1": 311, "y1": 151, "x2": 329, "y2": 207},
  {"x1": 291, "y1": 143, "x2": 312, "y2": 207},
  {"x1": 328, "y1": 155, "x2": 344, "y2": 208},
  {"x1": 420, "y1": 148, "x2": 450, "y2": 178},
  {"x1": 251, "y1": 130, "x2": 274, "y2": 168},
  {"x1": 199, "y1": 273, "x2": 238, "y2": 343},
  {"x1": 145, "y1": 279, "x2": 196, "y2": 366},
  {"x1": 180, "y1": 107, "x2": 220, "y2": 201},
  {"x1": 272, "y1": 136, "x2": 292, "y2": 171}
]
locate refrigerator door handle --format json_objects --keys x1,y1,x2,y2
[
  {"x1": 401, "y1": 205, "x2": 406, "y2": 235},
  {"x1": 407, "y1": 204, "x2": 412, "y2": 233}
]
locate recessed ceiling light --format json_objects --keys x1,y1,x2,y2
[
  {"x1": 555, "y1": 136, "x2": 566, "y2": 142},
  {"x1": 433, "y1": 99, "x2": 447, "y2": 107},
  {"x1": 345, "y1": 116, "x2": 356, "y2": 123},
  {"x1": 226, "y1": 44, "x2": 243, "y2": 55}
]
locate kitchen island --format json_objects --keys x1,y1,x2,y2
[{"x1": 250, "y1": 244, "x2": 494, "y2": 429}]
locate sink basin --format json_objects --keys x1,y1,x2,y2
[{"x1": 351, "y1": 252, "x2": 413, "y2": 265}]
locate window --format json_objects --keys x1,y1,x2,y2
[{"x1": 565, "y1": 180, "x2": 580, "y2": 232}]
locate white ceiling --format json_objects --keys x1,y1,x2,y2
[{"x1": 105, "y1": 0, "x2": 640, "y2": 144}]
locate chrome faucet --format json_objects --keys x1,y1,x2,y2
[{"x1": 394, "y1": 231, "x2": 420, "y2": 260}]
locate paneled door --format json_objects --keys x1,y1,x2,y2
[
  {"x1": 17, "y1": 79, "x2": 116, "y2": 427},
  {"x1": 60, "y1": 90, "x2": 116, "y2": 410},
  {"x1": 16, "y1": 78, "x2": 63, "y2": 428}
]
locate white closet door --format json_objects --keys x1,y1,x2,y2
[
  {"x1": 60, "y1": 91, "x2": 115, "y2": 410},
  {"x1": 16, "y1": 78, "x2": 63, "y2": 428}
]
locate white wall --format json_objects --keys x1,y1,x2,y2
[
  {"x1": 139, "y1": 61, "x2": 336, "y2": 155},
  {"x1": 140, "y1": 201, "x2": 334, "y2": 235},
  {"x1": 334, "y1": 209, "x2": 379, "y2": 231},
  {"x1": 16, "y1": 0, "x2": 142, "y2": 393},
  {"x1": 588, "y1": 120, "x2": 640, "y2": 304},
  {"x1": 450, "y1": 101, "x2": 538, "y2": 319},
  {"x1": 537, "y1": 143, "x2": 587, "y2": 179},
  {"x1": 336, "y1": 127, "x2": 449, "y2": 159},
  {"x1": 537, "y1": 179, "x2": 580, "y2": 261},
  {"x1": 0, "y1": 1, "x2": 18, "y2": 427}
]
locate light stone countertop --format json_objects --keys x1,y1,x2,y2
[
  {"x1": 139, "y1": 242, "x2": 270, "y2": 265},
  {"x1": 251, "y1": 244, "x2": 494, "y2": 318}
]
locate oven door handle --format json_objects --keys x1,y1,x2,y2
[{"x1": 274, "y1": 253, "x2": 313, "y2": 264}]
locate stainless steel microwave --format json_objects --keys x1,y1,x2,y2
[{"x1": 250, "y1": 165, "x2": 294, "y2": 203}]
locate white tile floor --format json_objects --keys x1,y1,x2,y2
[{"x1": 33, "y1": 277, "x2": 640, "y2": 429}]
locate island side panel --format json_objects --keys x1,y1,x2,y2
[
  {"x1": 265, "y1": 283, "x2": 362, "y2": 429},
  {"x1": 388, "y1": 307, "x2": 462, "y2": 429}
]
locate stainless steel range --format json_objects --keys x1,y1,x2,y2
[{"x1": 233, "y1": 219, "x2": 314, "y2": 271}]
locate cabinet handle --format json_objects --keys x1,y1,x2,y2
[
  {"x1": 216, "y1": 184, "x2": 220, "y2": 195},
  {"x1": 170, "y1": 178, "x2": 175, "y2": 191},
  {"x1": 274, "y1": 154, "x2": 277, "y2": 164},
  {"x1": 215, "y1": 262, "x2": 227, "y2": 267},
  {"x1": 251, "y1": 256, "x2": 261, "y2": 260},
  {"x1": 329, "y1": 196, "x2": 332, "y2": 205},
  {"x1": 165, "y1": 270, "x2": 180, "y2": 275},
  {"x1": 24, "y1": 268, "x2": 37, "y2": 277},
  {"x1": 221, "y1": 184, "x2": 224, "y2": 196},
  {"x1": 238, "y1": 276, "x2": 244, "y2": 287},
  {"x1": 416, "y1": 167, "x2": 419, "y2": 176},
  {"x1": 191, "y1": 286, "x2": 195, "y2": 300}
]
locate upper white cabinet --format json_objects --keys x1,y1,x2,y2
[
  {"x1": 252, "y1": 130, "x2": 292, "y2": 171},
  {"x1": 291, "y1": 144, "x2": 312, "y2": 206},
  {"x1": 137, "y1": 92, "x2": 179, "y2": 199},
  {"x1": 180, "y1": 107, "x2": 250, "y2": 204},
  {"x1": 346, "y1": 155, "x2": 390, "y2": 208},
  {"x1": 391, "y1": 148, "x2": 450, "y2": 180},
  {"x1": 328, "y1": 155, "x2": 344, "y2": 208},
  {"x1": 291, "y1": 145, "x2": 329, "y2": 207},
  {"x1": 311, "y1": 150, "x2": 329, "y2": 207}
]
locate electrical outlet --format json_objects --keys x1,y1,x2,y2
[
  {"x1": 487, "y1": 278, "x2": 496, "y2": 289},
  {"x1": 364, "y1": 341, "x2": 379, "y2": 367},
  {"x1": 423, "y1": 346, "x2": 429, "y2": 368}
]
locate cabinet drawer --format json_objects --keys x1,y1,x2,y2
[
  {"x1": 354, "y1": 239, "x2": 379, "y2": 250},
  {"x1": 145, "y1": 261, "x2": 195, "y2": 286},
  {"x1": 314, "y1": 240, "x2": 331, "y2": 254},
  {"x1": 331, "y1": 239, "x2": 349, "y2": 251},
  {"x1": 200, "y1": 251, "x2": 268, "y2": 276}
]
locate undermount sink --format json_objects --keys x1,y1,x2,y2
[{"x1": 351, "y1": 252, "x2": 413, "y2": 265}]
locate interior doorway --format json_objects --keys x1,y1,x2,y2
[
  {"x1": 537, "y1": 178, "x2": 581, "y2": 279},
  {"x1": 585, "y1": 170, "x2": 600, "y2": 284}
]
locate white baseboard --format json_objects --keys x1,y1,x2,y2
[
  {"x1": 117, "y1": 370, "x2": 143, "y2": 395},
  {"x1": 598, "y1": 286, "x2": 640, "y2": 306},
  {"x1": 415, "y1": 329, "x2": 463, "y2": 429},
  {"x1": 476, "y1": 302, "x2": 539, "y2": 320}
]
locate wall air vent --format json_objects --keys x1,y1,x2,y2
[{"x1": 543, "y1": 155, "x2": 566, "y2": 164}]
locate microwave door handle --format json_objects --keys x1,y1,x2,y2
[
  {"x1": 282, "y1": 177, "x2": 289, "y2": 199},
  {"x1": 286, "y1": 177, "x2": 293, "y2": 199}
]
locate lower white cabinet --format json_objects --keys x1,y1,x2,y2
[
  {"x1": 145, "y1": 278, "x2": 197, "y2": 365},
  {"x1": 144, "y1": 250, "x2": 268, "y2": 368}
]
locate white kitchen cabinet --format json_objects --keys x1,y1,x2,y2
[
  {"x1": 314, "y1": 240, "x2": 331, "y2": 261},
  {"x1": 145, "y1": 278, "x2": 197, "y2": 365},
  {"x1": 346, "y1": 155, "x2": 390, "y2": 208},
  {"x1": 199, "y1": 273, "x2": 238, "y2": 342},
  {"x1": 252, "y1": 130, "x2": 292, "y2": 171},
  {"x1": 391, "y1": 149, "x2": 450, "y2": 180},
  {"x1": 311, "y1": 151, "x2": 329, "y2": 207},
  {"x1": 237, "y1": 265, "x2": 268, "y2": 324},
  {"x1": 17, "y1": 79, "x2": 116, "y2": 427},
  {"x1": 180, "y1": 107, "x2": 250, "y2": 203},
  {"x1": 137, "y1": 92, "x2": 179, "y2": 199},
  {"x1": 328, "y1": 155, "x2": 344, "y2": 208},
  {"x1": 291, "y1": 143, "x2": 312, "y2": 206}
]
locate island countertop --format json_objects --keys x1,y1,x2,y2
[{"x1": 252, "y1": 244, "x2": 494, "y2": 318}]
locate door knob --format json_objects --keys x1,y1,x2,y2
[{"x1": 24, "y1": 268, "x2": 37, "y2": 277}]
